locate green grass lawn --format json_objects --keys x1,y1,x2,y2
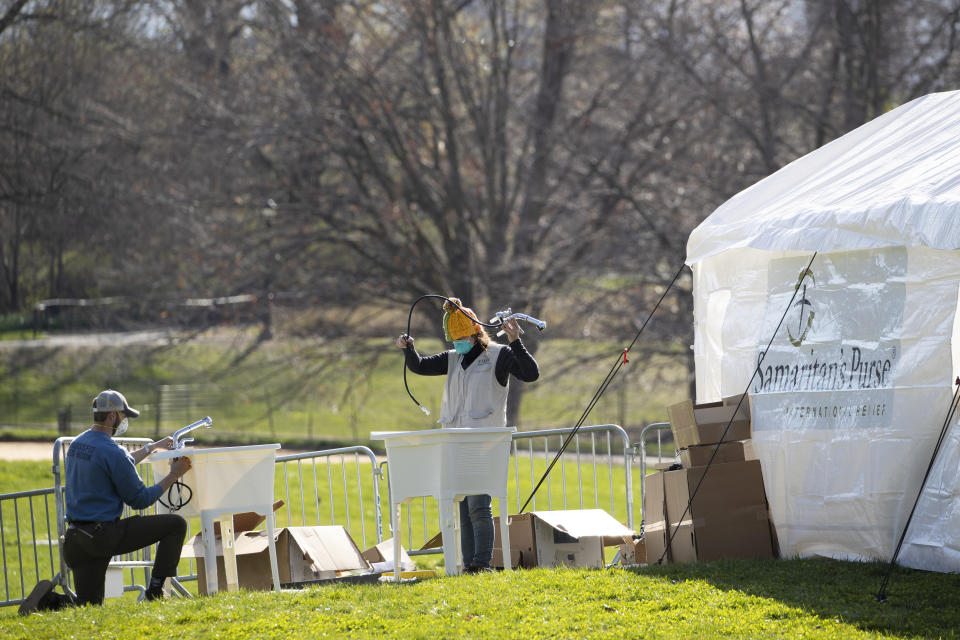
[
  {"x1": 3, "y1": 458, "x2": 960, "y2": 637},
  {"x1": 3, "y1": 558, "x2": 959, "y2": 639}
]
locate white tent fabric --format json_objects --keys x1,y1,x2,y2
[{"x1": 685, "y1": 90, "x2": 960, "y2": 573}]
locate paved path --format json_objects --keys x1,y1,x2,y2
[
  {"x1": 0, "y1": 442, "x2": 55, "y2": 461},
  {"x1": 0, "y1": 330, "x2": 173, "y2": 350},
  {"x1": 0, "y1": 441, "x2": 324, "y2": 462}
]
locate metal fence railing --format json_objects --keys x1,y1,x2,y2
[
  {"x1": 0, "y1": 487, "x2": 59, "y2": 608},
  {"x1": 3, "y1": 422, "x2": 665, "y2": 607},
  {"x1": 273, "y1": 446, "x2": 384, "y2": 552},
  {"x1": 395, "y1": 424, "x2": 636, "y2": 556},
  {"x1": 635, "y1": 422, "x2": 678, "y2": 533}
]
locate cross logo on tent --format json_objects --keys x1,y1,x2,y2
[{"x1": 787, "y1": 268, "x2": 815, "y2": 347}]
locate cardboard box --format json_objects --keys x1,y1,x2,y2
[
  {"x1": 643, "y1": 521, "x2": 697, "y2": 565},
  {"x1": 662, "y1": 459, "x2": 773, "y2": 562},
  {"x1": 644, "y1": 471, "x2": 667, "y2": 526},
  {"x1": 492, "y1": 513, "x2": 538, "y2": 568},
  {"x1": 667, "y1": 521, "x2": 698, "y2": 564},
  {"x1": 643, "y1": 521, "x2": 668, "y2": 564},
  {"x1": 212, "y1": 500, "x2": 284, "y2": 537},
  {"x1": 618, "y1": 535, "x2": 646, "y2": 565},
  {"x1": 361, "y1": 537, "x2": 416, "y2": 572},
  {"x1": 678, "y1": 440, "x2": 754, "y2": 467},
  {"x1": 667, "y1": 397, "x2": 751, "y2": 448},
  {"x1": 528, "y1": 510, "x2": 635, "y2": 569},
  {"x1": 182, "y1": 526, "x2": 371, "y2": 595},
  {"x1": 427, "y1": 510, "x2": 634, "y2": 569}
]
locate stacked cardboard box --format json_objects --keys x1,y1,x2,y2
[
  {"x1": 667, "y1": 394, "x2": 753, "y2": 463},
  {"x1": 643, "y1": 394, "x2": 775, "y2": 564}
]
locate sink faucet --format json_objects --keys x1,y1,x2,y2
[{"x1": 172, "y1": 417, "x2": 213, "y2": 449}]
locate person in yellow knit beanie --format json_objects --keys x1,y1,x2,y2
[{"x1": 397, "y1": 297, "x2": 539, "y2": 572}]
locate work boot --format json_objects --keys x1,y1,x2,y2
[
  {"x1": 144, "y1": 586, "x2": 165, "y2": 601},
  {"x1": 18, "y1": 580, "x2": 53, "y2": 616}
]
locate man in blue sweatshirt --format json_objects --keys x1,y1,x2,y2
[{"x1": 61, "y1": 389, "x2": 191, "y2": 605}]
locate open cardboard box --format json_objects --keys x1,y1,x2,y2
[
  {"x1": 424, "y1": 509, "x2": 635, "y2": 569},
  {"x1": 496, "y1": 509, "x2": 635, "y2": 569},
  {"x1": 182, "y1": 525, "x2": 372, "y2": 594},
  {"x1": 211, "y1": 500, "x2": 284, "y2": 537},
  {"x1": 361, "y1": 537, "x2": 417, "y2": 572},
  {"x1": 667, "y1": 395, "x2": 751, "y2": 448}
]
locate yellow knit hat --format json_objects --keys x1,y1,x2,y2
[{"x1": 443, "y1": 298, "x2": 479, "y2": 341}]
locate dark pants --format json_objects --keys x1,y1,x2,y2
[
  {"x1": 63, "y1": 514, "x2": 187, "y2": 605},
  {"x1": 459, "y1": 494, "x2": 493, "y2": 568}
]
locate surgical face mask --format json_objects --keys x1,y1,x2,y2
[
  {"x1": 453, "y1": 339, "x2": 473, "y2": 355},
  {"x1": 114, "y1": 417, "x2": 129, "y2": 436}
]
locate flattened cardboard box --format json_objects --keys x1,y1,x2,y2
[
  {"x1": 679, "y1": 440, "x2": 755, "y2": 468},
  {"x1": 668, "y1": 396, "x2": 751, "y2": 448},
  {"x1": 182, "y1": 525, "x2": 370, "y2": 594},
  {"x1": 662, "y1": 459, "x2": 773, "y2": 562}
]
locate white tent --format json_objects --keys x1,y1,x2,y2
[{"x1": 686, "y1": 90, "x2": 960, "y2": 572}]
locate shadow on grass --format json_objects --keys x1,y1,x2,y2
[{"x1": 635, "y1": 556, "x2": 960, "y2": 639}]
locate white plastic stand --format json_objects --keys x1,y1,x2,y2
[
  {"x1": 149, "y1": 443, "x2": 281, "y2": 594},
  {"x1": 371, "y1": 427, "x2": 515, "y2": 578}
]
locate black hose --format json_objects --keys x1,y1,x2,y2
[
  {"x1": 402, "y1": 294, "x2": 505, "y2": 414},
  {"x1": 157, "y1": 480, "x2": 193, "y2": 512}
]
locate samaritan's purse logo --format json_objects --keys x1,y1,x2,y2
[{"x1": 788, "y1": 267, "x2": 815, "y2": 346}]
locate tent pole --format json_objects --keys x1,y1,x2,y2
[{"x1": 876, "y1": 377, "x2": 960, "y2": 602}]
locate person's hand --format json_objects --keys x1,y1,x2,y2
[
  {"x1": 151, "y1": 436, "x2": 174, "y2": 452},
  {"x1": 170, "y1": 457, "x2": 192, "y2": 479},
  {"x1": 397, "y1": 334, "x2": 414, "y2": 349},
  {"x1": 503, "y1": 317, "x2": 521, "y2": 342}
]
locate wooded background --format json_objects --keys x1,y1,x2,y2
[{"x1": 3, "y1": 0, "x2": 960, "y2": 425}]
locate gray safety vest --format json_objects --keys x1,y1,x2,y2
[{"x1": 439, "y1": 344, "x2": 508, "y2": 428}]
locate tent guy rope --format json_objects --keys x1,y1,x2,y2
[{"x1": 519, "y1": 262, "x2": 688, "y2": 515}]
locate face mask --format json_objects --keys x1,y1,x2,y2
[
  {"x1": 453, "y1": 339, "x2": 473, "y2": 355},
  {"x1": 114, "y1": 417, "x2": 129, "y2": 436}
]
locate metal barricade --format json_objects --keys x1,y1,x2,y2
[
  {"x1": 0, "y1": 487, "x2": 58, "y2": 608},
  {"x1": 274, "y1": 446, "x2": 384, "y2": 552},
  {"x1": 5, "y1": 424, "x2": 658, "y2": 605},
  {"x1": 635, "y1": 422, "x2": 677, "y2": 532},
  {"x1": 391, "y1": 424, "x2": 635, "y2": 556}
]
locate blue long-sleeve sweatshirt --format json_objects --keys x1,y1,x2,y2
[{"x1": 65, "y1": 429, "x2": 163, "y2": 522}]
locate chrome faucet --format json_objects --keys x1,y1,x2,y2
[
  {"x1": 490, "y1": 308, "x2": 547, "y2": 336},
  {"x1": 172, "y1": 416, "x2": 213, "y2": 449}
]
